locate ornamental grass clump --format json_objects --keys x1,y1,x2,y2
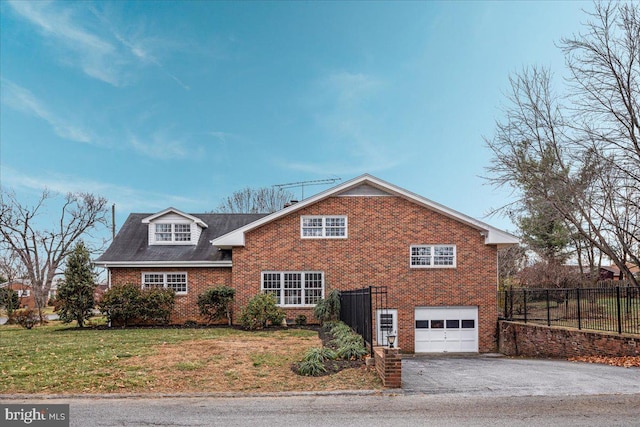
[
  {"x1": 297, "y1": 347, "x2": 337, "y2": 376},
  {"x1": 329, "y1": 322, "x2": 367, "y2": 360},
  {"x1": 294, "y1": 321, "x2": 367, "y2": 376},
  {"x1": 336, "y1": 342, "x2": 368, "y2": 360}
]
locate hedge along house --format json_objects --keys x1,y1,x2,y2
[{"x1": 95, "y1": 174, "x2": 518, "y2": 353}]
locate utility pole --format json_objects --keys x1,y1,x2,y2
[{"x1": 273, "y1": 177, "x2": 341, "y2": 200}]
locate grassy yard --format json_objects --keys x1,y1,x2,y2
[{"x1": 0, "y1": 322, "x2": 381, "y2": 394}]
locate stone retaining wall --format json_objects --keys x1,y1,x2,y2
[{"x1": 499, "y1": 321, "x2": 640, "y2": 358}]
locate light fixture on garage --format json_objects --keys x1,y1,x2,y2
[{"x1": 387, "y1": 333, "x2": 396, "y2": 348}]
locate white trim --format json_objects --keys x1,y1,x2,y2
[
  {"x1": 95, "y1": 261, "x2": 232, "y2": 268},
  {"x1": 142, "y1": 271, "x2": 188, "y2": 295},
  {"x1": 376, "y1": 309, "x2": 398, "y2": 346},
  {"x1": 151, "y1": 222, "x2": 194, "y2": 245},
  {"x1": 211, "y1": 174, "x2": 519, "y2": 248},
  {"x1": 261, "y1": 271, "x2": 325, "y2": 307},
  {"x1": 410, "y1": 244, "x2": 457, "y2": 268},
  {"x1": 141, "y1": 208, "x2": 207, "y2": 227}
]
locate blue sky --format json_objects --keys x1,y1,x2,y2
[{"x1": 0, "y1": 0, "x2": 591, "y2": 241}]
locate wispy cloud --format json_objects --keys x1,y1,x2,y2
[
  {"x1": 129, "y1": 130, "x2": 192, "y2": 160},
  {"x1": 283, "y1": 71, "x2": 400, "y2": 175},
  {"x1": 88, "y1": 5, "x2": 191, "y2": 90},
  {"x1": 8, "y1": 1, "x2": 123, "y2": 86},
  {"x1": 322, "y1": 71, "x2": 382, "y2": 106},
  {"x1": 1, "y1": 166, "x2": 202, "y2": 212},
  {"x1": 0, "y1": 79, "x2": 93, "y2": 143},
  {"x1": 206, "y1": 131, "x2": 238, "y2": 144},
  {"x1": 7, "y1": 0, "x2": 188, "y2": 89}
]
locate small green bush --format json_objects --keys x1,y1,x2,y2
[
  {"x1": 197, "y1": 286, "x2": 235, "y2": 325},
  {"x1": 239, "y1": 293, "x2": 285, "y2": 330},
  {"x1": 141, "y1": 287, "x2": 175, "y2": 325},
  {"x1": 99, "y1": 284, "x2": 175, "y2": 326},
  {"x1": 12, "y1": 308, "x2": 39, "y2": 329},
  {"x1": 321, "y1": 320, "x2": 340, "y2": 332},
  {"x1": 313, "y1": 289, "x2": 340, "y2": 324},
  {"x1": 99, "y1": 284, "x2": 141, "y2": 327},
  {"x1": 294, "y1": 314, "x2": 307, "y2": 326}
]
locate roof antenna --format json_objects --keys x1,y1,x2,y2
[{"x1": 273, "y1": 177, "x2": 341, "y2": 200}]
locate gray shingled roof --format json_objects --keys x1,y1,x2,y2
[{"x1": 95, "y1": 213, "x2": 268, "y2": 264}]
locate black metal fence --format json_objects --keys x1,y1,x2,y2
[
  {"x1": 500, "y1": 286, "x2": 640, "y2": 335},
  {"x1": 340, "y1": 286, "x2": 388, "y2": 356}
]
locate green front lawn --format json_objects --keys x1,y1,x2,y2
[{"x1": 0, "y1": 323, "x2": 380, "y2": 394}]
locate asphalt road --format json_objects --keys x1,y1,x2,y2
[
  {"x1": 3, "y1": 356, "x2": 640, "y2": 426},
  {"x1": 3, "y1": 393, "x2": 639, "y2": 427}
]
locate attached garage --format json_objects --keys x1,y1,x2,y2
[{"x1": 414, "y1": 306, "x2": 478, "y2": 353}]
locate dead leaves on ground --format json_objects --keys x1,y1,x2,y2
[{"x1": 568, "y1": 355, "x2": 640, "y2": 368}]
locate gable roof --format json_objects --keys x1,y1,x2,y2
[
  {"x1": 95, "y1": 213, "x2": 267, "y2": 267},
  {"x1": 211, "y1": 174, "x2": 519, "y2": 248},
  {"x1": 141, "y1": 207, "x2": 208, "y2": 228}
]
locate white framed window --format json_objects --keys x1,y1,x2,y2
[
  {"x1": 301, "y1": 216, "x2": 347, "y2": 238},
  {"x1": 410, "y1": 245, "x2": 456, "y2": 268},
  {"x1": 261, "y1": 271, "x2": 324, "y2": 306},
  {"x1": 142, "y1": 272, "x2": 188, "y2": 294},
  {"x1": 153, "y1": 223, "x2": 192, "y2": 244},
  {"x1": 174, "y1": 224, "x2": 191, "y2": 241}
]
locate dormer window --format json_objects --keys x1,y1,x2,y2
[
  {"x1": 143, "y1": 208, "x2": 207, "y2": 246},
  {"x1": 154, "y1": 223, "x2": 191, "y2": 243}
]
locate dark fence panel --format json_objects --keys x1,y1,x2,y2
[
  {"x1": 340, "y1": 286, "x2": 388, "y2": 356},
  {"x1": 500, "y1": 286, "x2": 640, "y2": 335}
]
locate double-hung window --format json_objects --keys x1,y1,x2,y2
[
  {"x1": 301, "y1": 216, "x2": 347, "y2": 238},
  {"x1": 410, "y1": 245, "x2": 456, "y2": 268},
  {"x1": 154, "y1": 223, "x2": 192, "y2": 243},
  {"x1": 142, "y1": 272, "x2": 188, "y2": 294},
  {"x1": 261, "y1": 271, "x2": 324, "y2": 306}
]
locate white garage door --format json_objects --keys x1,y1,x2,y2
[{"x1": 415, "y1": 306, "x2": 478, "y2": 353}]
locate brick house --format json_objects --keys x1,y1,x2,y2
[
  {"x1": 0, "y1": 280, "x2": 37, "y2": 309},
  {"x1": 95, "y1": 174, "x2": 518, "y2": 353}
]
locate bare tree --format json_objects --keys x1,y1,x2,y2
[
  {"x1": 213, "y1": 187, "x2": 296, "y2": 214},
  {"x1": 0, "y1": 189, "x2": 109, "y2": 323},
  {"x1": 498, "y1": 245, "x2": 528, "y2": 289},
  {"x1": 0, "y1": 245, "x2": 26, "y2": 283},
  {"x1": 485, "y1": 2, "x2": 639, "y2": 286}
]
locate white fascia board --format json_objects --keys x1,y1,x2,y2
[
  {"x1": 141, "y1": 207, "x2": 208, "y2": 228},
  {"x1": 94, "y1": 261, "x2": 232, "y2": 268},
  {"x1": 210, "y1": 173, "x2": 520, "y2": 247},
  {"x1": 483, "y1": 228, "x2": 520, "y2": 246}
]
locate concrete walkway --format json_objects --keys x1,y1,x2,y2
[{"x1": 402, "y1": 354, "x2": 640, "y2": 396}]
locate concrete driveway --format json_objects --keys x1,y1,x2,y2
[{"x1": 402, "y1": 354, "x2": 640, "y2": 397}]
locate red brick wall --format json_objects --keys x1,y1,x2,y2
[
  {"x1": 108, "y1": 267, "x2": 232, "y2": 324},
  {"x1": 374, "y1": 346, "x2": 402, "y2": 388},
  {"x1": 499, "y1": 321, "x2": 640, "y2": 357},
  {"x1": 232, "y1": 196, "x2": 498, "y2": 352}
]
